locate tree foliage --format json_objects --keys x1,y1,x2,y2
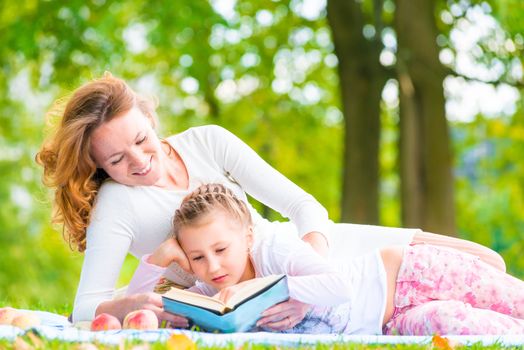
[{"x1": 0, "y1": 0, "x2": 523, "y2": 310}]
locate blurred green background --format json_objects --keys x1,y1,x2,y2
[{"x1": 0, "y1": 0, "x2": 523, "y2": 312}]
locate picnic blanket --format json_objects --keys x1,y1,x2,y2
[{"x1": 1, "y1": 310, "x2": 523, "y2": 347}]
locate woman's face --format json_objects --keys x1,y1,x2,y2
[{"x1": 90, "y1": 107, "x2": 166, "y2": 187}]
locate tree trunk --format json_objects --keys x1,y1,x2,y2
[
  {"x1": 395, "y1": 0, "x2": 456, "y2": 235},
  {"x1": 327, "y1": 0, "x2": 387, "y2": 224}
]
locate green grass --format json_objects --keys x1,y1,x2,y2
[
  {"x1": 1, "y1": 331, "x2": 523, "y2": 350},
  {"x1": 1, "y1": 305, "x2": 523, "y2": 349}
]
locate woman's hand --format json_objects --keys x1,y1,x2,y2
[
  {"x1": 96, "y1": 292, "x2": 189, "y2": 328},
  {"x1": 302, "y1": 231, "x2": 329, "y2": 257},
  {"x1": 147, "y1": 237, "x2": 191, "y2": 273},
  {"x1": 256, "y1": 298, "x2": 310, "y2": 330}
]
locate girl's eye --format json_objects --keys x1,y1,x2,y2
[
  {"x1": 192, "y1": 256, "x2": 203, "y2": 261},
  {"x1": 110, "y1": 156, "x2": 124, "y2": 166},
  {"x1": 216, "y1": 247, "x2": 226, "y2": 254},
  {"x1": 137, "y1": 135, "x2": 147, "y2": 145}
]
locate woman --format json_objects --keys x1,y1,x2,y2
[{"x1": 36, "y1": 73, "x2": 504, "y2": 328}]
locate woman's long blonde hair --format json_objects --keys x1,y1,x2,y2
[{"x1": 36, "y1": 74, "x2": 157, "y2": 252}]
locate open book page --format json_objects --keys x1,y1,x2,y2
[
  {"x1": 163, "y1": 288, "x2": 227, "y2": 313},
  {"x1": 224, "y1": 275, "x2": 285, "y2": 309},
  {"x1": 163, "y1": 274, "x2": 285, "y2": 314},
  {"x1": 162, "y1": 275, "x2": 289, "y2": 332}
]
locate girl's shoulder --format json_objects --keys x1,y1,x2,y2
[
  {"x1": 253, "y1": 224, "x2": 305, "y2": 252},
  {"x1": 251, "y1": 227, "x2": 311, "y2": 275}
]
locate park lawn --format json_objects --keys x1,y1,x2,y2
[
  {"x1": 0, "y1": 332, "x2": 522, "y2": 350},
  {"x1": 0, "y1": 305, "x2": 521, "y2": 350}
]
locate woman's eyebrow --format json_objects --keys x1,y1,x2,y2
[{"x1": 105, "y1": 132, "x2": 142, "y2": 160}]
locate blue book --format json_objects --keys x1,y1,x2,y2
[{"x1": 162, "y1": 275, "x2": 289, "y2": 333}]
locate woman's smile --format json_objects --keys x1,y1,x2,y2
[{"x1": 132, "y1": 156, "x2": 153, "y2": 176}]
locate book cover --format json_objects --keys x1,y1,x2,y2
[{"x1": 162, "y1": 275, "x2": 289, "y2": 333}]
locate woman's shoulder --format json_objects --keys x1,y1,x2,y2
[
  {"x1": 93, "y1": 180, "x2": 134, "y2": 210},
  {"x1": 166, "y1": 124, "x2": 232, "y2": 143},
  {"x1": 97, "y1": 179, "x2": 128, "y2": 196},
  {"x1": 97, "y1": 179, "x2": 178, "y2": 201},
  {"x1": 95, "y1": 180, "x2": 158, "y2": 207}
]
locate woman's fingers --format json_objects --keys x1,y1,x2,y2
[
  {"x1": 131, "y1": 293, "x2": 189, "y2": 328},
  {"x1": 261, "y1": 301, "x2": 291, "y2": 317},
  {"x1": 158, "y1": 311, "x2": 189, "y2": 328},
  {"x1": 257, "y1": 315, "x2": 301, "y2": 330},
  {"x1": 149, "y1": 304, "x2": 189, "y2": 328},
  {"x1": 257, "y1": 299, "x2": 309, "y2": 329},
  {"x1": 257, "y1": 309, "x2": 291, "y2": 327}
]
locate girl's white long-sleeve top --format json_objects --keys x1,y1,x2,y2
[{"x1": 128, "y1": 226, "x2": 389, "y2": 335}]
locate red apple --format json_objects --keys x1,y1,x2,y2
[
  {"x1": 90, "y1": 313, "x2": 122, "y2": 331},
  {"x1": 74, "y1": 343, "x2": 100, "y2": 350},
  {"x1": 123, "y1": 309, "x2": 158, "y2": 330},
  {"x1": 0, "y1": 307, "x2": 20, "y2": 325},
  {"x1": 11, "y1": 313, "x2": 41, "y2": 329}
]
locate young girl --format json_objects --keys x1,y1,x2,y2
[{"x1": 127, "y1": 184, "x2": 524, "y2": 335}]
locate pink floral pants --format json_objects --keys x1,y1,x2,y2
[{"x1": 383, "y1": 245, "x2": 524, "y2": 335}]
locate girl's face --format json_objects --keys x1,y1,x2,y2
[
  {"x1": 178, "y1": 210, "x2": 255, "y2": 291},
  {"x1": 90, "y1": 107, "x2": 166, "y2": 187}
]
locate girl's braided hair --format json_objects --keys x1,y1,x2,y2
[{"x1": 172, "y1": 184, "x2": 253, "y2": 237}]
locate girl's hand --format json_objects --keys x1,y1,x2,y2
[
  {"x1": 256, "y1": 299, "x2": 310, "y2": 330},
  {"x1": 97, "y1": 292, "x2": 189, "y2": 328},
  {"x1": 147, "y1": 237, "x2": 191, "y2": 273},
  {"x1": 214, "y1": 279, "x2": 260, "y2": 303}
]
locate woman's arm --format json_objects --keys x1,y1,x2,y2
[
  {"x1": 413, "y1": 231, "x2": 506, "y2": 272},
  {"x1": 302, "y1": 231, "x2": 329, "y2": 257},
  {"x1": 96, "y1": 292, "x2": 188, "y2": 327},
  {"x1": 202, "y1": 125, "x2": 331, "y2": 252},
  {"x1": 412, "y1": 230, "x2": 506, "y2": 271},
  {"x1": 72, "y1": 184, "x2": 135, "y2": 322},
  {"x1": 73, "y1": 183, "x2": 189, "y2": 326}
]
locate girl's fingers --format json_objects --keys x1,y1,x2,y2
[
  {"x1": 216, "y1": 287, "x2": 236, "y2": 303},
  {"x1": 177, "y1": 254, "x2": 192, "y2": 273},
  {"x1": 216, "y1": 289, "x2": 228, "y2": 303}
]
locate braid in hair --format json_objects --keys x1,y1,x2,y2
[{"x1": 172, "y1": 184, "x2": 252, "y2": 238}]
